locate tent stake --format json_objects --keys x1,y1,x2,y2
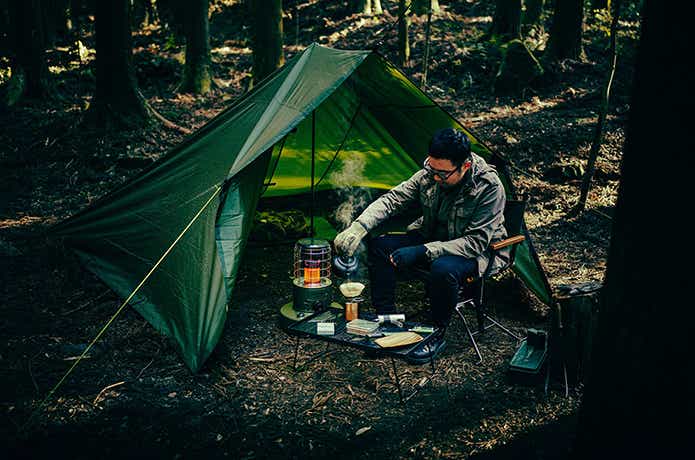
[
  {"x1": 310, "y1": 109, "x2": 316, "y2": 236},
  {"x1": 21, "y1": 184, "x2": 223, "y2": 431}
]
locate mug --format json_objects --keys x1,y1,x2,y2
[{"x1": 345, "y1": 302, "x2": 359, "y2": 321}]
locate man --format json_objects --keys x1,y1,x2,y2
[{"x1": 334, "y1": 128, "x2": 509, "y2": 363}]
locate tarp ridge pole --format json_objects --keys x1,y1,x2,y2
[
  {"x1": 310, "y1": 109, "x2": 316, "y2": 237},
  {"x1": 21, "y1": 184, "x2": 223, "y2": 432},
  {"x1": 262, "y1": 137, "x2": 288, "y2": 194}
]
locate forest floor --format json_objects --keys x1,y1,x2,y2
[{"x1": 0, "y1": 1, "x2": 639, "y2": 458}]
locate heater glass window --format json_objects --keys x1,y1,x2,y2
[{"x1": 293, "y1": 238, "x2": 332, "y2": 285}]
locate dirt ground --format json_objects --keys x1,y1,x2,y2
[{"x1": 0, "y1": 1, "x2": 638, "y2": 458}]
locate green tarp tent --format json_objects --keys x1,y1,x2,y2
[{"x1": 53, "y1": 43, "x2": 552, "y2": 372}]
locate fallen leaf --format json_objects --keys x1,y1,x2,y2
[{"x1": 355, "y1": 426, "x2": 372, "y2": 436}]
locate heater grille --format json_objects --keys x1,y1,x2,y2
[{"x1": 293, "y1": 238, "x2": 332, "y2": 285}]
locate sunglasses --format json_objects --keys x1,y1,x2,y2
[{"x1": 423, "y1": 158, "x2": 461, "y2": 180}]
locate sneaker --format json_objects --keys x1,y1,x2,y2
[{"x1": 407, "y1": 335, "x2": 446, "y2": 364}]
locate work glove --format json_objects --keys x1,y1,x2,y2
[
  {"x1": 390, "y1": 245, "x2": 427, "y2": 268},
  {"x1": 334, "y1": 221, "x2": 368, "y2": 256}
]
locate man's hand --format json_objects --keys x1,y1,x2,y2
[
  {"x1": 390, "y1": 245, "x2": 427, "y2": 268},
  {"x1": 334, "y1": 221, "x2": 368, "y2": 256}
]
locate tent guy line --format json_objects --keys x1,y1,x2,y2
[{"x1": 22, "y1": 184, "x2": 223, "y2": 431}]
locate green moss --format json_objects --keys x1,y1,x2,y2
[{"x1": 494, "y1": 39, "x2": 544, "y2": 95}]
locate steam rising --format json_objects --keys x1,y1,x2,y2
[
  {"x1": 329, "y1": 154, "x2": 372, "y2": 281},
  {"x1": 329, "y1": 155, "x2": 368, "y2": 230}
]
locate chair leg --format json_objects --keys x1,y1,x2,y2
[
  {"x1": 475, "y1": 280, "x2": 485, "y2": 333},
  {"x1": 474, "y1": 279, "x2": 521, "y2": 341},
  {"x1": 482, "y1": 313, "x2": 522, "y2": 341},
  {"x1": 455, "y1": 301, "x2": 483, "y2": 364}
]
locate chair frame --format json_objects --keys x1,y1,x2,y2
[{"x1": 452, "y1": 197, "x2": 528, "y2": 363}]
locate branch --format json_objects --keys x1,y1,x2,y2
[{"x1": 145, "y1": 101, "x2": 192, "y2": 135}]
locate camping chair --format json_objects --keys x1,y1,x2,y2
[{"x1": 413, "y1": 195, "x2": 528, "y2": 364}]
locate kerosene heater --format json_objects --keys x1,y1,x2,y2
[
  {"x1": 280, "y1": 238, "x2": 340, "y2": 326},
  {"x1": 291, "y1": 238, "x2": 332, "y2": 313}
]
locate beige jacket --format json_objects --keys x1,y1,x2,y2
[{"x1": 355, "y1": 153, "x2": 509, "y2": 277}]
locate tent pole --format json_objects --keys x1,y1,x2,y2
[
  {"x1": 310, "y1": 109, "x2": 316, "y2": 237},
  {"x1": 315, "y1": 102, "x2": 362, "y2": 188}
]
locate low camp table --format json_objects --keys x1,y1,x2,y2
[{"x1": 287, "y1": 308, "x2": 443, "y2": 403}]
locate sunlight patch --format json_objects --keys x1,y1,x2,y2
[{"x1": 0, "y1": 216, "x2": 44, "y2": 229}]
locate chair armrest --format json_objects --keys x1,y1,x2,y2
[{"x1": 490, "y1": 235, "x2": 525, "y2": 251}]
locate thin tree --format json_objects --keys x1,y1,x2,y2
[
  {"x1": 252, "y1": 0, "x2": 284, "y2": 85},
  {"x1": 157, "y1": 0, "x2": 186, "y2": 45},
  {"x1": 489, "y1": 0, "x2": 522, "y2": 40},
  {"x1": 570, "y1": 0, "x2": 622, "y2": 216},
  {"x1": 546, "y1": 0, "x2": 585, "y2": 60},
  {"x1": 68, "y1": 0, "x2": 90, "y2": 32},
  {"x1": 522, "y1": 0, "x2": 545, "y2": 26},
  {"x1": 354, "y1": 0, "x2": 383, "y2": 15},
  {"x1": 131, "y1": 0, "x2": 157, "y2": 28},
  {"x1": 1, "y1": 0, "x2": 52, "y2": 107},
  {"x1": 412, "y1": 0, "x2": 439, "y2": 15},
  {"x1": 178, "y1": 0, "x2": 212, "y2": 94},
  {"x1": 43, "y1": 0, "x2": 73, "y2": 46},
  {"x1": 398, "y1": 0, "x2": 410, "y2": 66},
  {"x1": 87, "y1": 0, "x2": 149, "y2": 128},
  {"x1": 573, "y1": 1, "x2": 689, "y2": 457},
  {"x1": 421, "y1": 0, "x2": 433, "y2": 87}
]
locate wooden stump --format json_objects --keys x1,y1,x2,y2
[{"x1": 556, "y1": 281, "x2": 601, "y2": 386}]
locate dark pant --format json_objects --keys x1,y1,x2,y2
[{"x1": 367, "y1": 232, "x2": 478, "y2": 328}]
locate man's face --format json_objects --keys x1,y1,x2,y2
[{"x1": 425, "y1": 156, "x2": 471, "y2": 188}]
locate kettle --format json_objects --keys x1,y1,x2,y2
[{"x1": 332, "y1": 254, "x2": 359, "y2": 279}]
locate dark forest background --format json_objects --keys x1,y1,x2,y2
[{"x1": 2, "y1": 1, "x2": 690, "y2": 459}]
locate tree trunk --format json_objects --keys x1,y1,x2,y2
[
  {"x1": 69, "y1": 0, "x2": 87, "y2": 30},
  {"x1": 421, "y1": 0, "x2": 433, "y2": 87},
  {"x1": 1, "y1": 0, "x2": 51, "y2": 106},
  {"x1": 573, "y1": 1, "x2": 690, "y2": 458},
  {"x1": 58, "y1": 0, "x2": 73, "y2": 35},
  {"x1": 522, "y1": 0, "x2": 545, "y2": 25},
  {"x1": 353, "y1": 0, "x2": 383, "y2": 15},
  {"x1": 373, "y1": 0, "x2": 383, "y2": 14},
  {"x1": 252, "y1": 0, "x2": 284, "y2": 85},
  {"x1": 490, "y1": 0, "x2": 522, "y2": 40},
  {"x1": 546, "y1": 0, "x2": 585, "y2": 60},
  {"x1": 0, "y1": 5, "x2": 8, "y2": 57},
  {"x1": 571, "y1": 0, "x2": 621, "y2": 216},
  {"x1": 412, "y1": 0, "x2": 439, "y2": 15},
  {"x1": 157, "y1": 0, "x2": 186, "y2": 45},
  {"x1": 131, "y1": 0, "x2": 157, "y2": 28},
  {"x1": 398, "y1": 0, "x2": 410, "y2": 66},
  {"x1": 43, "y1": 0, "x2": 73, "y2": 45},
  {"x1": 178, "y1": 0, "x2": 212, "y2": 94},
  {"x1": 88, "y1": 0, "x2": 148, "y2": 128}
]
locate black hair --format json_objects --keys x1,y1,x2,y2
[{"x1": 428, "y1": 128, "x2": 472, "y2": 166}]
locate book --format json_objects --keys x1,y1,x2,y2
[{"x1": 346, "y1": 318, "x2": 380, "y2": 335}]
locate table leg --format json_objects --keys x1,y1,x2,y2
[
  {"x1": 292, "y1": 340, "x2": 337, "y2": 371},
  {"x1": 293, "y1": 336, "x2": 300, "y2": 371},
  {"x1": 388, "y1": 355, "x2": 438, "y2": 404},
  {"x1": 390, "y1": 357, "x2": 405, "y2": 403}
]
